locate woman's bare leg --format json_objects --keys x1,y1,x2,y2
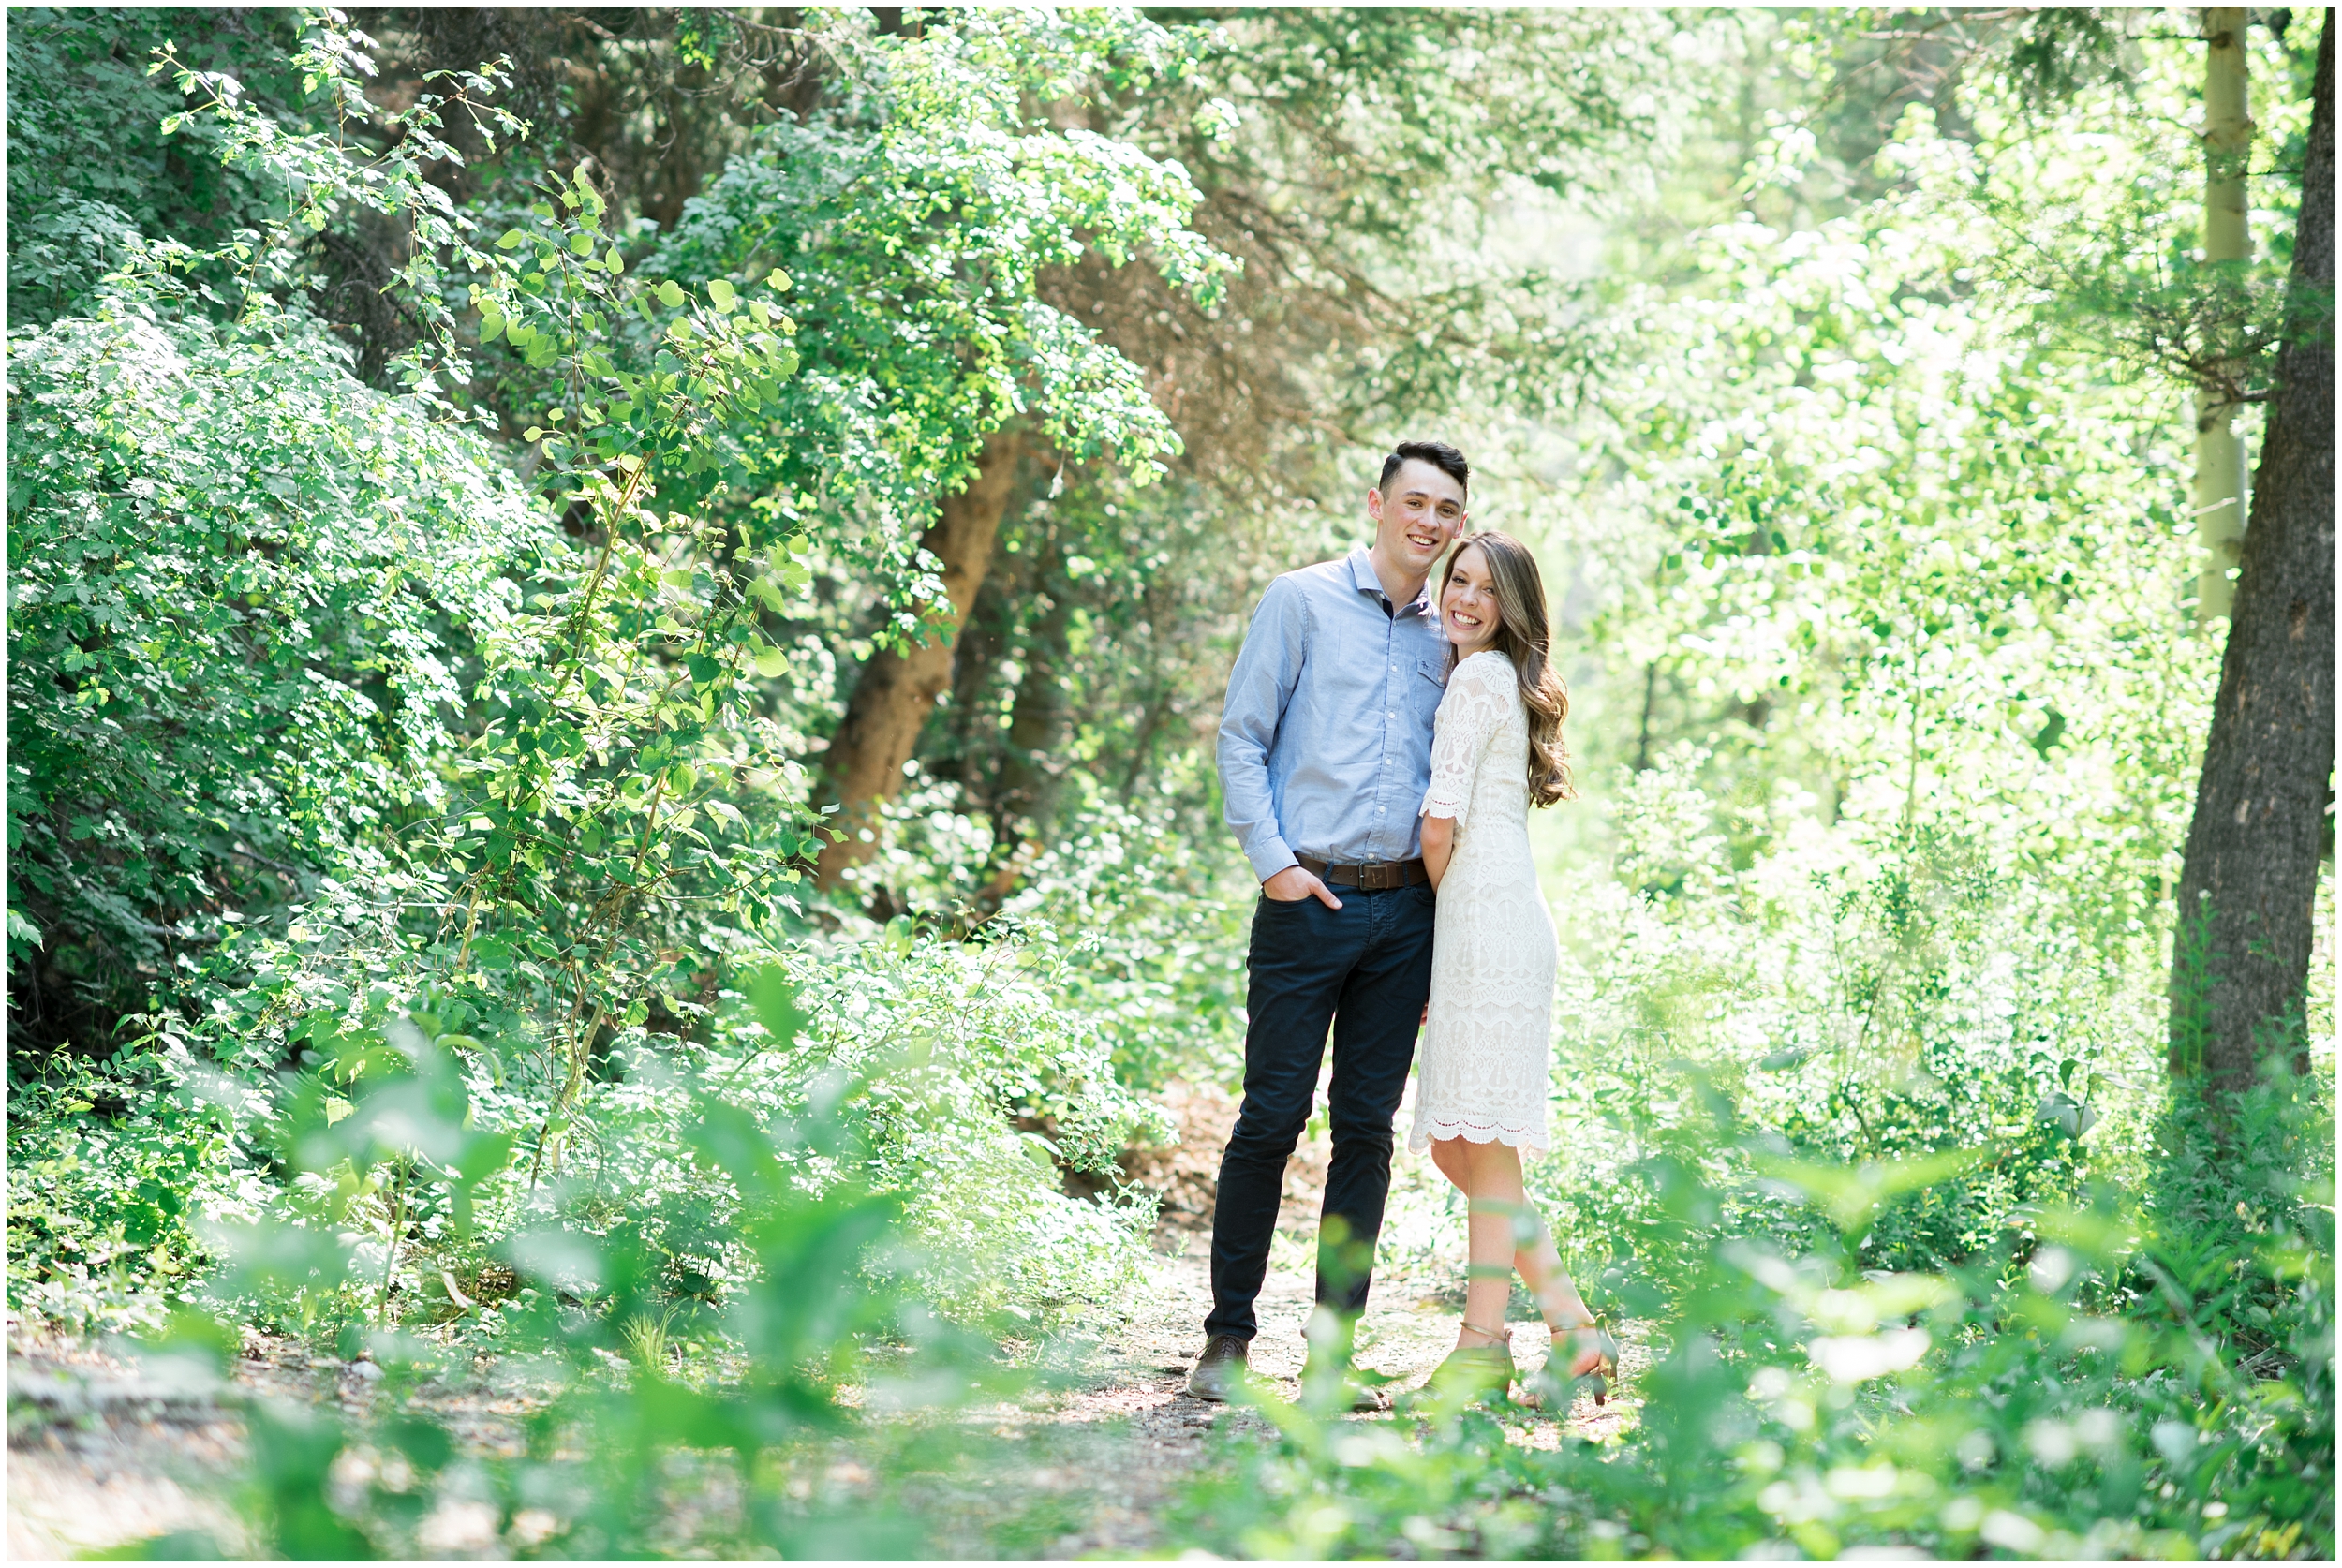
[
  {"x1": 1429, "y1": 1136, "x2": 1526, "y2": 1345},
  {"x1": 1430, "y1": 1135, "x2": 1471, "y2": 1193},
  {"x1": 1430, "y1": 1136, "x2": 1516, "y2": 1343},
  {"x1": 1456, "y1": 1139, "x2": 1598, "y2": 1351}
]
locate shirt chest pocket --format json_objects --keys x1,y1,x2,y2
[{"x1": 1413, "y1": 656, "x2": 1449, "y2": 724}]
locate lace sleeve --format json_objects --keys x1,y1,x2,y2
[{"x1": 1419, "y1": 655, "x2": 1510, "y2": 825}]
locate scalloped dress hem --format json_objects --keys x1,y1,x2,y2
[{"x1": 1409, "y1": 1118, "x2": 1547, "y2": 1159}]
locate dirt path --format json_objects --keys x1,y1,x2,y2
[
  {"x1": 950, "y1": 1235, "x2": 1639, "y2": 1558},
  {"x1": 7, "y1": 1082, "x2": 1637, "y2": 1560}
]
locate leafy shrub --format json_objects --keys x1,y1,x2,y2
[
  {"x1": 5, "y1": 7, "x2": 300, "y2": 325},
  {"x1": 1332, "y1": 740, "x2": 2329, "y2": 1561},
  {"x1": 124, "y1": 914, "x2": 1173, "y2": 1342},
  {"x1": 1175, "y1": 1064, "x2": 2332, "y2": 1561},
  {"x1": 5, "y1": 7, "x2": 1208, "y2": 1357},
  {"x1": 1527, "y1": 749, "x2": 2164, "y2": 1283},
  {"x1": 849, "y1": 783, "x2": 1253, "y2": 1091},
  {"x1": 6, "y1": 300, "x2": 555, "y2": 1033},
  {"x1": 5, "y1": 1050, "x2": 256, "y2": 1335},
  {"x1": 125, "y1": 1013, "x2": 1010, "y2": 1561},
  {"x1": 647, "y1": 7, "x2": 1229, "y2": 535},
  {"x1": 768, "y1": 923, "x2": 1175, "y2": 1315}
]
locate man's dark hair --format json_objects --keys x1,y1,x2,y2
[{"x1": 1379, "y1": 439, "x2": 1470, "y2": 496}]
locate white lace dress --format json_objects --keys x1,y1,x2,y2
[{"x1": 1410, "y1": 649, "x2": 1556, "y2": 1156}]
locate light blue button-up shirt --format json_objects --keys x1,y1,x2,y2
[{"x1": 1217, "y1": 547, "x2": 1451, "y2": 882}]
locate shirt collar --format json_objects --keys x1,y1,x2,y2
[{"x1": 1347, "y1": 546, "x2": 1434, "y2": 618}]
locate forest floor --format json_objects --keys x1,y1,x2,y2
[{"x1": 6, "y1": 1080, "x2": 1638, "y2": 1560}]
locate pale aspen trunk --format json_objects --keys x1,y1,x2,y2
[
  {"x1": 2194, "y1": 7, "x2": 2254, "y2": 621},
  {"x1": 814, "y1": 431, "x2": 1026, "y2": 890}
]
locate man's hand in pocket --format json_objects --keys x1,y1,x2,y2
[{"x1": 1262, "y1": 865, "x2": 1343, "y2": 909}]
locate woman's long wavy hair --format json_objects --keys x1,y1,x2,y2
[{"x1": 1439, "y1": 531, "x2": 1575, "y2": 806}]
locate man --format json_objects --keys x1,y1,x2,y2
[{"x1": 1190, "y1": 439, "x2": 1471, "y2": 1405}]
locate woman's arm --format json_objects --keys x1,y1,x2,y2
[
  {"x1": 1417, "y1": 656, "x2": 1505, "y2": 891},
  {"x1": 1420, "y1": 812, "x2": 1455, "y2": 889}
]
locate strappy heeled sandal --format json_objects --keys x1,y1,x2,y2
[
  {"x1": 1425, "y1": 1319, "x2": 1516, "y2": 1401},
  {"x1": 1527, "y1": 1316, "x2": 1618, "y2": 1408}
]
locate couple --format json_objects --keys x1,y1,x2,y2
[{"x1": 1190, "y1": 439, "x2": 1616, "y2": 1411}]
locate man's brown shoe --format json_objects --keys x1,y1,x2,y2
[
  {"x1": 1303, "y1": 1349, "x2": 1392, "y2": 1412},
  {"x1": 1187, "y1": 1334, "x2": 1252, "y2": 1401}
]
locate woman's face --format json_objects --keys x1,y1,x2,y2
[{"x1": 1441, "y1": 543, "x2": 1501, "y2": 656}]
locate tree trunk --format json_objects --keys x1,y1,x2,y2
[
  {"x1": 2194, "y1": 7, "x2": 2256, "y2": 621},
  {"x1": 2195, "y1": 7, "x2": 2256, "y2": 621},
  {"x1": 815, "y1": 431, "x2": 1025, "y2": 889},
  {"x1": 2168, "y1": 12, "x2": 2334, "y2": 1091}
]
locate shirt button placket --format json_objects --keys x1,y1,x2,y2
[{"x1": 1368, "y1": 622, "x2": 1386, "y2": 851}]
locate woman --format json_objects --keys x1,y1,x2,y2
[{"x1": 1414, "y1": 530, "x2": 1616, "y2": 1406}]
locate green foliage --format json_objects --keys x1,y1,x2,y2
[
  {"x1": 1165, "y1": 7, "x2": 1673, "y2": 229},
  {"x1": 1523, "y1": 751, "x2": 2163, "y2": 1284},
  {"x1": 6, "y1": 1052, "x2": 249, "y2": 1334},
  {"x1": 847, "y1": 784, "x2": 1251, "y2": 1088},
  {"x1": 151, "y1": 916, "x2": 1176, "y2": 1341},
  {"x1": 648, "y1": 7, "x2": 1231, "y2": 611},
  {"x1": 123, "y1": 1025, "x2": 1008, "y2": 1560},
  {"x1": 7, "y1": 5, "x2": 1214, "y2": 1356},
  {"x1": 761, "y1": 925, "x2": 1173, "y2": 1314},
  {"x1": 2129, "y1": 1083, "x2": 2336, "y2": 1554},
  {"x1": 5, "y1": 7, "x2": 299, "y2": 325},
  {"x1": 1178, "y1": 1070, "x2": 2332, "y2": 1561},
  {"x1": 5, "y1": 300, "x2": 553, "y2": 1027},
  {"x1": 1905, "y1": 15, "x2": 2321, "y2": 403}
]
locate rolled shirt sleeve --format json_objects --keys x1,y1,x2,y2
[{"x1": 1217, "y1": 577, "x2": 1308, "y2": 881}]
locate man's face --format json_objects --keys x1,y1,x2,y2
[{"x1": 1367, "y1": 459, "x2": 1468, "y2": 583}]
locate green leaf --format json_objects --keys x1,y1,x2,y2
[
  {"x1": 708, "y1": 278, "x2": 737, "y2": 311},
  {"x1": 763, "y1": 269, "x2": 792, "y2": 293},
  {"x1": 656, "y1": 279, "x2": 687, "y2": 308},
  {"x1": 569, "y1": 232, "x2": 595, "y2": 257},
  {"x1": 1754, "y1": 1147, "x2": 1990, "y2": 1237},
  {"x1": 747, "y1": 963, "x2": 808, "y2": 1045},
  {"x1": 752, "y1": 646, "x2": 791, "y2": 678},
  {"x1": 497, "y1": 229, "x2": 526, "y2": 249}
]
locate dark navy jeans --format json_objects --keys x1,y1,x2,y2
[{"x1": 1203, "y1": 880, "x2": 1437, "y2": 1342}]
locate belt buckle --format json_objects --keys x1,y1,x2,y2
[{"x1": 1362, "y1": 862, "x2": 1392, "y2": 891}]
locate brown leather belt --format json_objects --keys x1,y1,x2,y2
[{"x1": 1296, "y1": 854, "x2": 1430, "y2": 891}]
